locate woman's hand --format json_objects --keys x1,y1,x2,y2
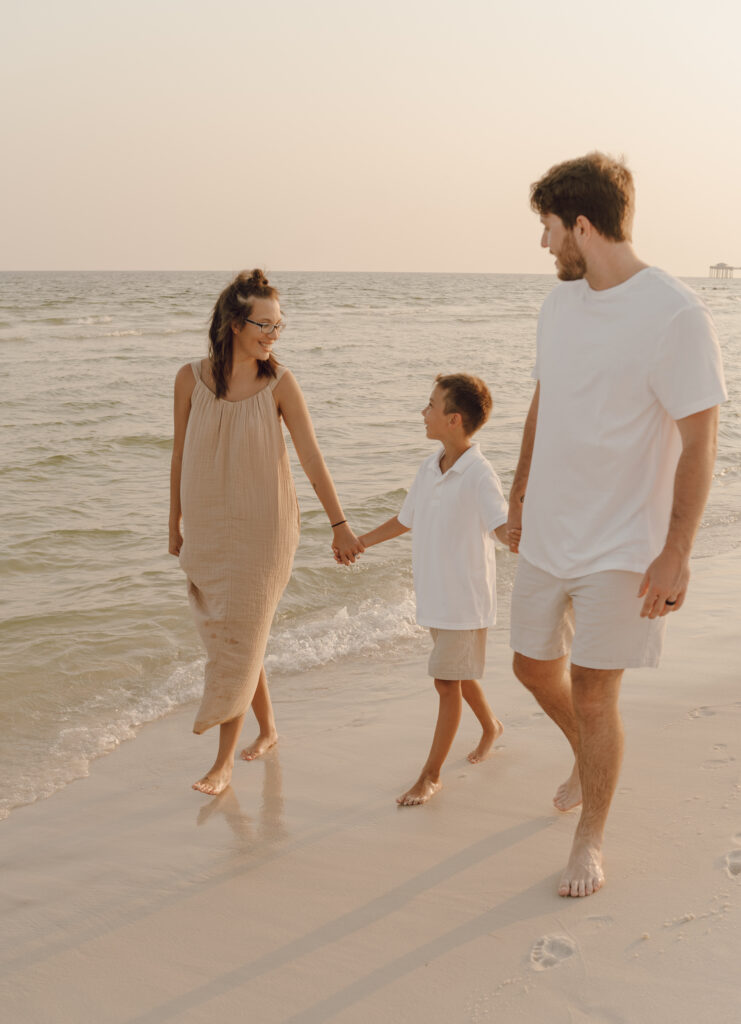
[
  {"x1": 331, "y1": 522, "x2": 365, "y2": 565},
  {"x1": 169, "y1": 520, "x2": 183, "y2": 556}
]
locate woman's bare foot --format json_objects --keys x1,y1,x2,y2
[
  {"x1": 240, "y1": 732, "x2": 278, "y2": 761},
  {"x1": 558, "y1": 838, "x2": 605, "y2": 897},
  {"x1": 467, "y1": 717, "x2": 504, "y2": 763},
  {"x1": 397, "y1": 776, "x2": 441, "y2": 806},
  {"x1": 192, "y1": 765, "x2": 232, "y2": 796},
  {"x1": 553, "y1": 763, "x2": 582, "y2": 811}
]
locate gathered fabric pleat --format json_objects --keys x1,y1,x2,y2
[{"x1": 179, "y1": 361, "x2": 300, "y2": 734}]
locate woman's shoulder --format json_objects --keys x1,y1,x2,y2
[
  {"x1": 271, "y1": 364, "x2": 297, "y2": 390},
  {"x1": 174, "y1": 360, "x2": 200, "y2": 395}
]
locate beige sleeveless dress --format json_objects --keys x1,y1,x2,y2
[{"x1": 179, "y1": 360, "x2": 300, "y2": 734}]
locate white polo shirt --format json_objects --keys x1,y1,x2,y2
[{"x1": 398, "y1": 444, "x2": 508, "y2": 629}]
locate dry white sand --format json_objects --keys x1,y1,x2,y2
[{"x1": 2, "y1": 550, "x2": 740, "y2": 1023}]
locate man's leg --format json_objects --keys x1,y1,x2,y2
[
  {"x1": 512, "y1": 652, "x2": 582, "y2": 810},
  {"x1": 559, "y1": 664, "x2": 624, "y2": 897}
]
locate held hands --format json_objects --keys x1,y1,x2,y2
[
  {"x1": 638, "y1": 547, "x2": 690, "y2": 618},
  {"x1": 331, "y1": 522, "x2": 365, "y2": 566},
  {"x1": 506, "y1": 497, "x2": 524, "y2": 553}
]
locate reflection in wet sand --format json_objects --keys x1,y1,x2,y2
[{"x1": 196, "y1": 749, "x2": 286, "y2": 847}]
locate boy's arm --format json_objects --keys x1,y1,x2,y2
[{"x1": 359, "y1": 516, "x2": 410, "y2": 548}]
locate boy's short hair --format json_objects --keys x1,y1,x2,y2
[
  {"x1": 530, "y1": 151, "x2": 635, "y2": 242},
  {"x1": 435, "y1": 373, "x2": 492, "y2": 436}
]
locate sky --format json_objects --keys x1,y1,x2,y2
[{"x1": 1, "y1": 0, "x2": 739, "y2": 274}]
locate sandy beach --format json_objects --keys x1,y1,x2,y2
[{"x1": 2, "y1": 548, "x2": 739, "y2": 1024}]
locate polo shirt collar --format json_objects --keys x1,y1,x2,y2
[{"x1": 435, "y1": 442, "x2": 480, "y2": 476}]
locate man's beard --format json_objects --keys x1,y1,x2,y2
[{"x1": 556, "y1": 232, "x2": 587, "y2": 281}]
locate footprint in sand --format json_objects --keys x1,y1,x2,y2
[
  {"x1": 701, "y1": 744, "x2": 735, "y2": 771},
  {"x1": 725, "y1": 850, "x2": 741, "y2": 878},
  {"x1": 689, "y1": 706, "x2": 715, "y2": 719},
  {"x1": 530, "y1": 934, "x2": 577, "y2": 970},
  {"x1": 733, "y1": 833, "x2": 741, "y2": 847}
]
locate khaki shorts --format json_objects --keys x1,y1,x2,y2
[
  {"x1": 510, "y1": 558, "x2": 666, "y2": 670},
  {"x1": 428, "y1": 627, "x2": 488, "y2": 680}
]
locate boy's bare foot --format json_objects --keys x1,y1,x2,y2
[
  {"x1": 467, "y1": 717, "x2": 504, "y2": 763},
  {"x1": 553, "y1": 763, "x2": 582, "y2": 811},
  {"x1": 397, "y1": 777, "x2": 441, "y2": 806},
  {"x1": 192, "y1": 765, "x2": 232, "y2": 796},
  {"x1": 240, "y1": 732, "x2": 278, "y2": 761},
  {"x1": 558, "y1": 837, "x2": 605, "y2": 897}
]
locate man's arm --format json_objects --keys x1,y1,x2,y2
[
  {"x1": 638, "y1": 405, "x2": 720, "y2": 618},
  {"x1": 507, "y1": 382, "x2": 540, "y2": 553}
]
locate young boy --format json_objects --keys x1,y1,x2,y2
[{"x1": 357, "y1": 373, "x2": 512, "y2": 806}]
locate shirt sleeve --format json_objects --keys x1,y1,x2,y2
[
  {"x1": 479, "y1": 467, "x2": 509, "y2": 533},
  {"x1": 648, "y1": 304, "x2": 727, "y2": 420},
  {"x1": 397, "y1": 468, "x2": 420, "y2": 529}
]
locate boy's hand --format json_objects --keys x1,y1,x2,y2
[
  {"x1": 331, "y1": 522, "x2": 365, "y2": 565},
  {"x1": 506, "y1": 497, "x2": 524, "y2": 553}
]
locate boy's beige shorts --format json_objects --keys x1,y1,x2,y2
[{"x1": 428, "y1": 627, "x2": 488, "y2": 680}]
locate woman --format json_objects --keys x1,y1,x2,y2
[{"x1": 169, "y1": 269, "x2": 363, "y2": 795}]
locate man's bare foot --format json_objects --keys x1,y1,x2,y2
[
  {"x1": 553, "y1": 764, "x2": 582, "y2": 811},
  {"x1": 397, "y1": 777, "x2": 441, "y2": 806},
  {"x1": 558, "y1": 839, "x2": 605, "y2": 898},
  {"x1": 240, "y1": 732, "x2": 278, "y2": 761},
  {"x1": 467, "y1": 717, "x2": 504, "y2": 764},
  {"x1": 192, "y1": 765, "x2": 232, "y2": 796}
]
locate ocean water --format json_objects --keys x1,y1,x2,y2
[{"x1": 1, "y1": 270, "x2": 739, "y2": 820}]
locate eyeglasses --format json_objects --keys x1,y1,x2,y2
[{"x1": 244, "y1": 317, "x2": 286, "y2": 336}]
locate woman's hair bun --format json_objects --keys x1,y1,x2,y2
[{"x1": 246, "y1": 268, "x2": 269, "y2": 287}]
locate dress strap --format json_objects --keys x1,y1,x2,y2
[
  {"x1": 190, "y1": 359, "x2": 203, "y2": 383},
  {"x1": 268, "y1": 365, "x2": 287, "y2": 392}
]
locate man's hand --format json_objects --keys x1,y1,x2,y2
[
  {"x1": 169, "y1": 521, "x2": 183, "y2": 556},
  {"x1": 637, "y1": 548, "x2": 690, "y2": 618}
]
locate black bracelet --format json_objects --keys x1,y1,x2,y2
[{"x1": 331, "y1": 519, "x2": 347, "y2": 529}]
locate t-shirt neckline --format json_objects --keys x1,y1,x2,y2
[{"x1": 582, "y1": 266, "x2": 654, "y2": 301}]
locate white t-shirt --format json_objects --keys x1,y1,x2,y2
[
  {"x1": 521, "y1": 267, "x2": 727, "y2": 579},
  {"x1": 398, "y1": 443, "x2": 508, "y2": 629}
]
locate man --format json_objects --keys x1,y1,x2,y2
[{"x1": 508, "y1": 152, "x2": 727, "y2": 898}]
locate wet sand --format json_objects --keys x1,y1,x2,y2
[{"x1": 1, "y1": 550, "x2": 740, "y2": 1023}]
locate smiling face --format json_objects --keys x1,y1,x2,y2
[
  {"x1": 422, "y1": 384, "x2": 454, "y2": 440},
  {"x1": 231, "y1": 296, "x2": 282, "y2": 361},
  {"x1": 540, "y1": 212, "x2": 587, "y2": 281}
]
